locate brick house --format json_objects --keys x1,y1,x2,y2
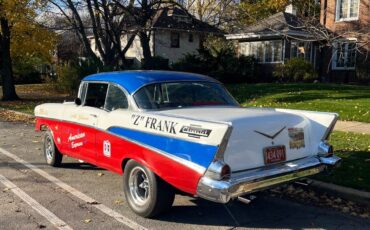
[
  {"x1": 226, "y1": 6, "x2": 320, "y2": 81},
  {"x1": 320, "y1": 0, "x2": 370, "y2": 82}
]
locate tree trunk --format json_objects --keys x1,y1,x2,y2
[
  {"x1": 139, "y1": 31, "x2": 153, "y2": 69},
  {"x1": 0, "y1": 18, "x2": 19, "y2": 101}
]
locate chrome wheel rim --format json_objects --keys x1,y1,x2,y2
[
  {"x1": 45, "y1": 136, "x2": 53, "y2": 161},
  {"x1": 128, "y1": 167, "x2": 150, "y2": 206}
]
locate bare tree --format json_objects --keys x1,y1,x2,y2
[{"x1": 48, "y1": 0, "x2": 138, "y2": 68}]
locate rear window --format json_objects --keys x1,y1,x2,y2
[{"x1": 133, "y1": 82, "x2": 238, "y2": 110}]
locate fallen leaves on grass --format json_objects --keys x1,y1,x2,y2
[{"x1": 0, "y1": 110, "x2": 35, "y2": 124}]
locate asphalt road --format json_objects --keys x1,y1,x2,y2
[{"x1": 0, "y1": 121, "x2": 370, "y2": 230}]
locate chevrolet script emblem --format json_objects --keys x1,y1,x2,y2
[{"x1": 254, "y1": 126, "x2": 286, "y2": 140}]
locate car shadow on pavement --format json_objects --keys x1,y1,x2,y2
[
  {"x1": 156, "y1": 194, "x2": 369, "y2": 229},
  {"x1": 58, "y1": 162, "x2": 104, "y2": 171}
]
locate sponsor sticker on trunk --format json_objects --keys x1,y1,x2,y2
[
  {"x1": 180, "y1": 125, "x2": 212, "y2": 138},
  {"x1": 288, "y1": 128, "x2": 305, "y2": 149}
]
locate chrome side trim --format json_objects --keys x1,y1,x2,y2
[
  {"x1": 35, "y1": 116, "x2": 206, "y2": 174},
  {"x1": 197, "y1": 155, "x2": 341, "y2": 203}
]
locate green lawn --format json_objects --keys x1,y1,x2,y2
[
  {"x1": 315, "y1": 131, "x2": 370, "y2": 191},
  {"x1": 227, "y1": 83, "x2": 370, "y2": 123}
]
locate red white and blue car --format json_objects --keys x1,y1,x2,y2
[{"x1": 34, "y1": 71, "x2": 341, "y2": 217}]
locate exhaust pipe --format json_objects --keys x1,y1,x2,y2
[{"x1": 237, "y1": 195, "x2": 256, "y2": 205}]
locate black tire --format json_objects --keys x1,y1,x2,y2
[
  {"x1": 43, "y1": 131, "x2": 63, "y2": 167},
  {"x1": 123, "y1": 160, "x2": 175, "y2": 218}
]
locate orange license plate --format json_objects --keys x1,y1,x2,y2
[{"x1": 264, "y1": 145, "x2": 286, "y2": 164}]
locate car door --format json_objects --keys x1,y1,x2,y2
[
  {"x1": 63, "y1": 82, "x2": 109, "y2": 164},
  {"x1": 95, "y1": 84, "x2": 130, "y2": 172}
]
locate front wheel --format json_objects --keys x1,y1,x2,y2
[
  {"x1": 43, "y1": 131, "x2": 63, "y2": 167},
  {"x1": 123, "y1": 160, "x2": 175, "y2": 218}
]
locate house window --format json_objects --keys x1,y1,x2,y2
[
  {"x1": 291, "y1": 41, "x2": 312, "y2": 61},
  {"x1": 188, "y1": 34, "x2": 193, "y2": 43},
  {"x1": 336, "y1": 0, "x2": 359, "y2": 21},
  {"x1": 170, "y1": 32, "x2": 180, "y2": 48},
  {"x1": 332, "y1": 41, "x2": 356, "y2": 70},
  {"x1": 239, "y1": 40, "x2": 283, "y2": 63}
]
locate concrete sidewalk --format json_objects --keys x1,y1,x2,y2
[{"x1": 335, "y1": 120, "x2": 370, "y2": 134}]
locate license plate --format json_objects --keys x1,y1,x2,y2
[{"x1": 263, "y1": 145, "x2": 286, "y2": 164}]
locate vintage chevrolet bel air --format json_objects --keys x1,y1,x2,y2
[{"x1": 34, "y1": 71, "x2": 341, "y2": 217}]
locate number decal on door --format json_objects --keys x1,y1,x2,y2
[{"x1": 103, "y1": 140, "x2": 111, "y2": 157}]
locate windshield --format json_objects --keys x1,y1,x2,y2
[{"x1": 133, "y1": 82, "x2": 239, "y2": 110}]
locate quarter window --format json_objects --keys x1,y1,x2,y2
[
  {"x1": 84, "y1": 83, "x2": 108, "y2": 108},
  {"x1": 104, "y1": 85, "x2": 128, "y2": 111}
]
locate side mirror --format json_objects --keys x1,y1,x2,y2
[{"x1": 74, "y1": 98, "x2": 82, "y2": 106}]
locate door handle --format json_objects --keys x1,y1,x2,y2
[{"x1": 90, "y1": 114, "x2": 97, "y2": 118}]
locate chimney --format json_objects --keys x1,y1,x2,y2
[{"x1": 285, "y1": 4, "x2": 297, "y2": 15}]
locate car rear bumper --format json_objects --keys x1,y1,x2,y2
[{"x1": 196, "y1": 155, "x2": 341, "y2": 203}]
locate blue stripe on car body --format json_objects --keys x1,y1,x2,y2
[{"x1": 108, "y1": 126, "x2": 218, "y2": 168}]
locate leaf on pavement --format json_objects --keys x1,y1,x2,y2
[{"x1": 83, "y1": 219, "x2": 92, "y2": 224}]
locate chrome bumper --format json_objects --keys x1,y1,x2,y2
[{"x1": 196, "y1": 155, "x2": 341, "y2": 203}]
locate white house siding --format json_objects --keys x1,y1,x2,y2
[
  {"x1": 89, "y1": 30, "x2": 200, "y2": 66},
  {"x1": 153, "y1": 29, "x2": 200, "y2": 63}
]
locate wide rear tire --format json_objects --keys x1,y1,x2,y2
[
  {"x1": 123, "y1": 160, "x2": 175, "y2": 218},
  {"x1": 43, "y1": 131, "x2": 63, "y2": 167}
]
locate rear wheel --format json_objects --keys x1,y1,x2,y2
[
  {"x1": 43, "y1": 131, "x2": 63, "y2": 167},
  {"x1": 123, "y1": 160, "x2": 175, "y2": 218}
]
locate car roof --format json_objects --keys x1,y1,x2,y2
[{"x1": 83, "y1": 70, "x2": 219, "y2": 94}]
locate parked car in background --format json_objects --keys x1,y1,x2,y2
[{"x1": 34, "y1": 71, "x2": 341, "y2": 217}]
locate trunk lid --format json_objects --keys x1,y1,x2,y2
[{"x1": 156, "y1": 106, "x2": 313, "y2": 171}]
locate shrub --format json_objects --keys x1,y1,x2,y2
[
  {"x1": 273, "y1": 57, "x2": 317, "y2": 82},
  {"x1": 171, "y1": 54, "x2": 208, "y2": 74},
  {"x1": 49, "y1": 58, "x2": 114, "y2": 95},
  {"x1": 141, "y1": 56, "x2": 169, "y2": 70},
  {"x1": 54, "y1": 64, "x2": 80, "y2": 94}
]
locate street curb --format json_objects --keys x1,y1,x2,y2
[
  {"x1": 309, "y1": 179, "x2": 370, "y2": 207},
  {"x1": 0, "y1": 108, "x2": 35, "y2": 118}
]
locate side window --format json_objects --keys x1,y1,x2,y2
[
  {"x1": 104, "y1": 84, "x2": 128, "y2": 111},
  {"x1": 84, "y1": 83, "x2": 108, "y2": 109}
]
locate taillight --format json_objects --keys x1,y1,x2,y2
[
  {"x1": 205, "y1": 160, "x2": 231, "y2": 180},
  {"x1": 220, "y1": 164, "x2": 231, "y2": 180}
]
